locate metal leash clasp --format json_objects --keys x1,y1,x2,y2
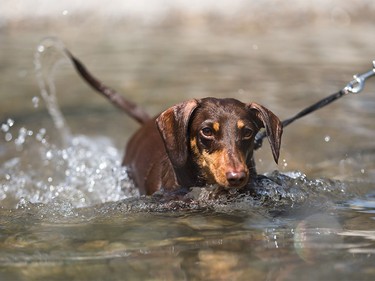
[{"x1": 344, "y1": 60, "x2": 375, "y2": 94}]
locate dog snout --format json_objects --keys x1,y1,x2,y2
[{"x1": 226, "y1": 170, "x2": 248, "y2": 187}]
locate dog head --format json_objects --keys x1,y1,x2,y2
[{"x1": 156, "y1": 97, "x2": 282, "y2": 189}]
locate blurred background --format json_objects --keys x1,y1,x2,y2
[{"x1": 1, "y1": 0, "x2": 375, "y2": 179}]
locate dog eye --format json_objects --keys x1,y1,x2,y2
[
  {"x1": 200, "y1": 127, "x2": 214, "y2": 138},
  {"x1": 242, "y1": 128, "x2": 253, "y2": 139}
]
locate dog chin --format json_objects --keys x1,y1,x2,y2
[{"x1": 219, "y1": 182, "x2": 248, "y2": 190}]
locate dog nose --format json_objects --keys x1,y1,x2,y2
[{"x1": 226, "y1": 171, "x2": 247, "y2": 187}]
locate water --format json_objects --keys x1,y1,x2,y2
[{"x1": 1, "y1": 12, "x2": 375, "y2": 281}]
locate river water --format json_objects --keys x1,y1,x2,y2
[{"x1": 1, "y1": 7, "x2": 375, "y2": 280}]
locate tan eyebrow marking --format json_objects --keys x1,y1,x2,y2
[
  {"x1": 237, "y1": 120, "x2": 245, "y2": 129},
  {"x1": 213, "y1": 122, "x2": 220, "y2": 132}
]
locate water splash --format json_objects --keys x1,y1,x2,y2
[
  {"x1": 0, "y1": 122, "x2": 137, "y2": 209},
  {"x1": 107, "y1": 170, "x2": 359, "y2": 215},
  {"x1": 0, "y1": 37, "x2": 140, "y2": 210},
  {"x1": 34, "y1": 37, "x2": 72, "y2": 146}
]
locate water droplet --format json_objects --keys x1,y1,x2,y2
[
  {"x1": 36, "y1": 128, "x2": 47, "y2": 142},
  {"x1": 324, "y1": 135, "x2": 331, "y2": 142},
  {"x1": 360, "y1": 169, "x2": 365, "y2": 174},
  {"x1": 14, "y1": 127, "x2": 28, "y2": 147},
  {"x1": 46, "y1": 150, "x2": 53, "y2": 160},
  {"x1": 7, "y1": 119, "x2": 15, "y2": 127},
  {"x1": 5, "y1": 133, "x2": 12, "y2": 142},
  {"x1": 37, "y1": 45, "x2": 45, "y2": 53},
  {"x1": 32, "y1": 96, "x2": 40, "y2": 108},
  {"x1": 283, "y1": 159, "x2": 288, "y2": 167},
  {"x1": 1, "y1": 123, "x2": 9, "y2": 133},
  {"x1": 62, "y1": 10, "x2": 69, "y2": 16}
]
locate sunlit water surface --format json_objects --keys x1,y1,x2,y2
[{"x1": 1, "y1": 23, "x2": 375, "y2": 281}]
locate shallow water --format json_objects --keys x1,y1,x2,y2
[{"x1": 1, "y1": 13, "x2": 375, "y2": 281}]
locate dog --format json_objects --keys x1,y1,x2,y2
[{"x1": 66, "y1": 50, "x2": 283, "y2": 195}]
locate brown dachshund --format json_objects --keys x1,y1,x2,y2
[{"x1": 66, "y1": 51, "x2": 283, "y2": 195}]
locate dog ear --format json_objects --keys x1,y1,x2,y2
[
  {"x1": 156, "y1": 99, "x2": 199, "y2": 167},
  {"x1": 248, "y1": 103, "x2": 283, "y2": 164}
]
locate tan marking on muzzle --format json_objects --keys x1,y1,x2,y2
[{"x1": 201, "y1": 148, "x2": 248, "y2": 188}]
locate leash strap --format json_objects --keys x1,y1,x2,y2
[{"x1": 254, "y1": 60, "x2": 375, "y2": 150}]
